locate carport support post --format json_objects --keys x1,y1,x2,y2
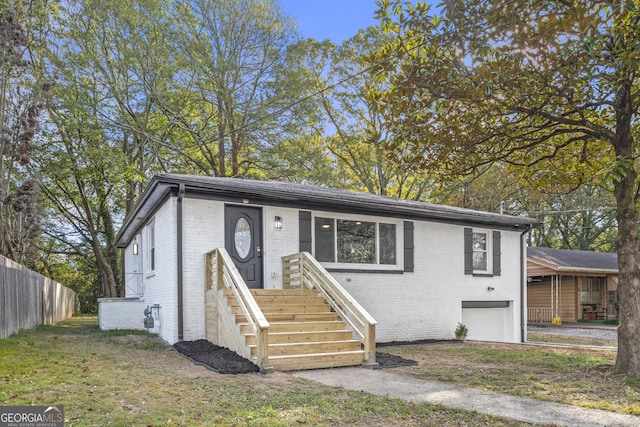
[{"x1": 520, "y1": 225, "x2": 533, "y2": 342}]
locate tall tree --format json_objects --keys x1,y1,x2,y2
[
  {"x1": 36, "y1": 73, "x2": 126, "y2": 298},
  {"x1": 57, "y1": 0, "x2": 177, "y2": 213},
  {"x1": 0, "y1": 5, "x2": 49, "y2": 264},
  {"x1": 283, "y1": 29, "x2": 435, "y2": 198},
  {"x1": 168, "y1": 0, "x2": 296, "y2": 177},
  {"x1": 375, "y1": 0, "x2": 640, "y2": 374}
]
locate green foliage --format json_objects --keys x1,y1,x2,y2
[
  {"x1": 455, "y1": 322, "x2": 468, "y2": 340},
  {"x1": 374, "y1": 0, "x2": 639, "y2": 188},
  {"x1": 33, "y1": 253, "x2": 100, "y2": 313},
  {"x1": 284, "y1": 27, "x2": 437, "y2": 199},
  {"x1": 375, "y1": 0, "x2": 640, "y2": 374},
  {"x1": 0, "y1": 4, "x2": 51, "y2": 264}
]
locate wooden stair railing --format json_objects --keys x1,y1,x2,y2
[
  {"x1": 281, "y1": 252, "x2": 378, "y2": 367},
  {"x1": 205, "y1": 248, "x2": 271, "y2": 372}
]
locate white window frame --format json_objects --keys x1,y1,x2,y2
[
  {"x1": 145, "y1": 219, "x2": 156, "y2": 276},
  {"x1": 472, "y1": 229, "x2": 492, "y2": 274},
  {"x1": 312, "y1": 212, "x2": 402, "y2": 270}
]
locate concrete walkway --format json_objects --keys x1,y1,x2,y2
[{"x1": 294, "y1": 367, "x2": 639, "y2": 427}]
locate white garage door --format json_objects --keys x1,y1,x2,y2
[{"x1": 461, "y1": 301, "x2": 514, "y2": 342}]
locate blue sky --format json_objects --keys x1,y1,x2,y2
[{"x1": 277, "y1": 0, "x2": 380, "y2": 43}]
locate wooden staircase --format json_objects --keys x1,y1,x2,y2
[{"x1": 226, "y1": 289, "x2": 366, "y2": 371}]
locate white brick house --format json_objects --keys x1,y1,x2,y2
[{"x1": 100, "y1": 174, "x2": 539, "y2": 346}]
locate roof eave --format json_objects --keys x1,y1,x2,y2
[
  {"x1": 116, "y1": 175, "x2": 540, "y2": 247},
  {"x1": 115, "y1": 178, "x2": 172, "y2": 248}
]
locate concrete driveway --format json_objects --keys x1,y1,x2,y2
[{"x1": 294, "y1": 367, "x2": 638, "y2": 427}]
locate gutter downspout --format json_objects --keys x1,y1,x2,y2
[
  {"x1": 177, "y1": 183, "x2": 185, "y2": 341},
  {"x1": 520, "y1": 224, "x2": 533, "y2": 343}
]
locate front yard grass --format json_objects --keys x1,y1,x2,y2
[
  {"x1": 527, "y1": 331, "x2": 617, "y2": 347},
  {"x1": 383, "y1": 340, "x2": 640, "y2": 415},
  {"x1": 0, "y1": 317, "x2": 522, "y2": 426}
]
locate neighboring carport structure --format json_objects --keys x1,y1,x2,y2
[{"x1": 527, "y1": 247, "x2": 619, "y2": 323}]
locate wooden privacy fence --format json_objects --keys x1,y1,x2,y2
[{"x1": 0, "y1": 255, "x2": 75, "y2": 338}]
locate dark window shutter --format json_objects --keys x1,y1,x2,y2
[
  {"x1": 492, "y1": 230, "x2": 501, "y2": 276},
  {"x1": 464, "y1": 227, "x2": 473, "y2": 275},
  {"x1": 404, "y1": 221, "x2": 414, "y2": 272},
  {"x1": 299, "y1": 211, "x2": 312, "y2": 252}
]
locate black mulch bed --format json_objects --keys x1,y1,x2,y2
[
  {"x1": 374, "y1": 351, "x2": 418, "y2": 369},
  {"x1": 173, "y1": 340, "x2": 260, "y2": 374},
  {"x1": 173, "y1": 339, "x2": 419, "y2": 374}
]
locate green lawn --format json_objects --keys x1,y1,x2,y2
[
  {"x1": 0, "y1": 317, "x2": 523, "y2": 426},
  {"x1": 384, "y1": 340, "x2": 639, "y2": 415}
]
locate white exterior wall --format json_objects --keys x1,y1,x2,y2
[
  {"x1": 115, "y1": 198, "x2": 178, "y2": 343},
  {"x1": 180, "y1": 200, "x2": 300, "y2": 341},
  {"x1": 326, "y1": 220, "x2": 523, "y2": 343},
  {"x1": 116, "y1": 194, "x2": 525, "y2": 344},
  {"x1": 98, "y1": 298, "x2": 146, "y2": 331},
  {"x1": 122, "y1": 233, "x2": 143, "y2": 298},
  {"x1": 181, "y1": 197, "x2": 224, "y2": 341},
  {"x1": 263, "y1": 205, "x2": 300, "y2": 288}
]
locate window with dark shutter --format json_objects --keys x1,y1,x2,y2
[{"x1": 465, "y1": 227, "x2": 500, "y2": 276}]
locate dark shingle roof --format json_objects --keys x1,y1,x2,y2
[
  {"x1": 116, "y1": 174, "x2": 541, "y2": 247},
  {"x1": 527, "y1": 247, "x2": 618, "y2": 273}
]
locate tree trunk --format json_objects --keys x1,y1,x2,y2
[
  {"x1": 93, "y1": 239, "x2": 119, "y2": 297},
  {"x1": 613, "y1": 80, "x2": 640, "y2": 376},
  {"x1": 613, "y1": 166, "x2": 640, "y2": 375},
  {"x1": 217, "y1": 98, "x2": 226, "y2": 176}
]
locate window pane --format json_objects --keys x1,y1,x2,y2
[
  {"x1": 472, "y1": 231, "x2": 487, "y2": 271},
  {"x1": 580, "y1": 281, "x2": 590, "y2": 304},
  {"x1": 314, "y1": 217, "x2": 335, "y2": 262},
  {"x1": 592, "y1": 281, "x2": 601, "y2": 304},
  {"x1": 379, "y1": 223, "x2": 396, "y2": 264},
  {"x1": 472, "y1": 252, "x2": 487, "y2": 270},
  {"x1": 472, "y1": 232, "x2": 486, "y2": 250},
  {"x1": 337, "y1": 220, "x2": 376, "y2": 264},
  {"x1": 149, "y1": 222, "x2": 155, "y2": 271},
  {"x1": 581, "y1": 279, "x2": 602, "y2": 304},
  {"x1": 234, "y1": 218, "x2": 251, "y2": 259}
]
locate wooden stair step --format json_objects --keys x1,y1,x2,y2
[
  {"x1": 239, "y1": 320, "x2": 346, "y2": 334},
  {"x1": 227, "y1": 296, "x2": 326, "y2": 306},
  {"x1": 236, "y1": 312, "x2": 339, "y2": 323},
  {"x1": 244, "y1": 330, "x2": 354, "y2": 345},
  {"x1": 266, "y1": 350, "x2": 365, "y2": 371},
  {"x1": 249, "y1": 340, "x2": 361, "y2": 357},
  {"x1": 249, "y1": 289, "x2": 319, "y2": 296},
  {"x1": 231, "y1": 304, "x2": 332, "y2": 315}
]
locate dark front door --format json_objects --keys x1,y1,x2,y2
[{"x1": 225, "y1": 205, "x2": 263, "y2": 289}]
